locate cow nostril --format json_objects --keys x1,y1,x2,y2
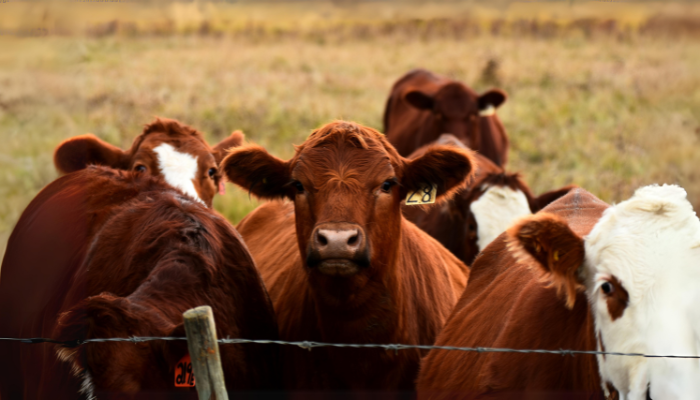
[
  {"x1": 317, "y1": 232, "x2": 328, "y2": 246},
  {"x1": 347, "y1": 233, "x2": 358, "y2": 246}
]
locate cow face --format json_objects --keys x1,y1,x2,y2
[
  {"x1": 53, "y1": 117, "x2": 243, "y2": 207},
  {"x1": 508, "y1": 184, "x2": 700, "y2": 400},
  {"x1": 410, "y1": 135, "x2": 573, "y2": 264},
  {"x1": 405, "y1": 83, "x2": 506, "y2": 150},
  {"x1": 223, "y1": 121, "x2": 474, "y2": 300}
]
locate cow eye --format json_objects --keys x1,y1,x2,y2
[
  {"x1": 381, "y1": 180, "x2": 395, "y2": 193},
  {"x1": 134, "y1": 165, "x2": 146, "y2": 173},
  {"x1": 601, "y1": 281, "x2": 614, "y2": 295},
  {"x1": 208, "y1": 168, "x2": 217, "y2": 178},
  {"x1": 294, "y1": 181, "x2": 304, "y2": 193}
]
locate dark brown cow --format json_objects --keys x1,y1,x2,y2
[
  {"x1": 222, "y1": 121, "x2": 472, "y2": 390},
  {"x1": 0, "y1": 167, "x2": 280, "y2": 399},
  {"x1": 54, "y1": 117, "x2": 243, "y2": 207},
  {"x1": 416, "y1": 189, "x2": 609, "y2": 399},
  {"x1": 383, "y1": 69, "x2": 509, "y2": 166},
  {"x1": 404, "y1": 134, "x2": 576, "y2": 265}
]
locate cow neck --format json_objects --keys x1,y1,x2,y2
[{"x1": 310, "y1": 221, "x2": 404, "y2": 344}]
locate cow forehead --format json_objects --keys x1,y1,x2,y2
[
  {"x1": 153, "y1": 143, "x2": 204, "y2": 205},
  {"x1": 294, "y1": 146, "x2": 394, "y2": 189},
  {"x1": 470, "y1": 185, "x2": 531, "y2": 251},
  {"x1": 293, "y1": 135, "x2": 397, "y2": 179},
  {"x1": 136, "y1": 132, "x2": 213, "y2": 161},
  {"x1": 437, "y1": 83, "x2": 478, "y2": 116}
]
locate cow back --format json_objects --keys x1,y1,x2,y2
[
  {"x1": 0, "y1": 167, "x2": 280, "y2": 399},
  {"x1": 416, "y1": 189, "x2": 609, "y2": 399}
]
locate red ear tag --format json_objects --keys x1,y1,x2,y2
[
  {"x1": 218, "y1": 181, "x2": 226, "y2": 195},
  {"x1": 174, "y1": 354, "x2": 196, "y2": 387}
]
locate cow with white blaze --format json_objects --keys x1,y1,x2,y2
[
  {"x1": 54, "y1": 117, "x2": 243, "y2": 207},
  {"x1": 404, "y1": 134, "x2": 575, "y2": 265}
]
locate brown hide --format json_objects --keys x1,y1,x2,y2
[
  {"x1": 404, "y1": 137, "x2": 576, "y2": 265},
  {"x1": 0, "y1": 167, "x2": 279, "y2": 399},
  {"x1": 224, "y1": 121, "x2": 471, "y2": 391},
  {"x1": 53, "y1": 117, "x2": 244, "y2": 207},
  {"x1": 383, "y1": 69, "x2": 509, "y2": 166},
  {"x1": 416, "y1": 189, "x2": 609, "y2": 399}
]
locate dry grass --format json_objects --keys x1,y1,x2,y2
[{"x1": 1, "y1": 1, "x2": 700, "y2": 261}]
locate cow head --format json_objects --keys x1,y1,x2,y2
[
  {"x1": 409, "y1": 134, "x2": 574, "y2": 264},
  {"x1": 508, "y1": 184, "x2": 700, "y2": 399},
  {"x1": 405, "y1": 83, "x2": 506, "y2": 150},
  {"x1": 223, "y1": 121, "x2": 474, "y2": 304},
  {"x1": 55, "y1": 294, "x2": 190, "y2": 394},
  {"x1": 53, "y1": 117, "x2": 243, "y2": 207}
]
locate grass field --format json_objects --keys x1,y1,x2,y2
[{"x1": 1, "y1": 1, "x2": 700, "y2": 261}]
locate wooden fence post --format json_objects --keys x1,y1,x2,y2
[{"x1": 183, "y1": 305, "x2": 229, "y2": 400}]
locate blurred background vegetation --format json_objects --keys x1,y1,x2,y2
[{"x1": 1, "y1": 0, "x2": 700, "y2": 261}]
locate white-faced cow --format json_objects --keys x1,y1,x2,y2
[
  {"x1": 510, "y1": 184, "x2": 700, "y2": 399},
  {"x1": 403, "y1": 134, "x2": 576, "y2": 265}
]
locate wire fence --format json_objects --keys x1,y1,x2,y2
[{"x1": 1, "y1": 336, "x2": 699, "y2": 359}]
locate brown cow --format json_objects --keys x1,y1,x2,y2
[
  {"x1": 383, "y1": 69, "x2": 509, "y2": 166},
  {"x1": 404, "y1": 134, "x2": 576, "y2": 265},
  {"x1": 0, "y1": 167, "x2": 280, "y2": 399},
  {"x1": 222, "y1": 120, "x2": 473, "y2": 390},
  {"x1": 416, "y1": 188, "x2": 609, "y2": 399},
  {"x1": 54, "y1": 117, "x2": 243, "y2": 207}
]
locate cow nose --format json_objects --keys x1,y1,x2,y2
[
  {"x1": 314, "y1": 227, "x2": 362, "y2": 255},
  {"x1": 308, "y1": 222, "x2": 368, "y2": 264}
]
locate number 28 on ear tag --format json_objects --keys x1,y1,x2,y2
[
  {"x1": 405, "y1": 183, "x2": 437, "y2": 205},
  {"x1": 174, "y1": 354, "x2": 196, "y2": 387}
]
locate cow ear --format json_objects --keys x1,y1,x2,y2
[
  {"x1": 507, "y1": 213, "x2": 585, "y2": 309},
  {"x1": 159, "y1": 323, "x2": 190, "y2": 369},
  {"x1": 401, "y1": 145, "x2": 475, "y2": 203},
  {"x1": 54, "y1": 134, "x2": 128, "y2": 174},
  {"x1": 478, "y1": 89, "x2": 507, "y2": 110},
  {"x1": 212, "y1": 130, "x2": 245, "y2": 164},
  {"x1": 529, "y1": 184, "x2": 578, "y2": 213},
  {"x1": 405, "y1": 90, "x2": 435, "y2": 110},
  {"x1": 221, "y1": 145, "x2": 292, "y2": 200}
]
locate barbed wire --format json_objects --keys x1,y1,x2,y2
[{"x1": 1, "y1": 336, "x2": 699, "y2": 359}]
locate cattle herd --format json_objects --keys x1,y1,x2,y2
[{"x1": 0, "y1": 68, "x2": 698, "y2": 399}]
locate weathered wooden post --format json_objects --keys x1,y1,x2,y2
[{"x1": 183, "y1": 305, "x2": 229, "y2": 400}]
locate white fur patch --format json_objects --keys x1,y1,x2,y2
[
  {"x1": 470, "y1": 185, "x2": 531, "y2": 251},
  {"x1": 153, "y1": 143, "x2": 203, "y2": 204},
  {"x1": 479, "y1": 104, "x2": 496, "y2": 117},
  {"x1": 582, "y1": 184, "x2": 700, "y2": 399}
]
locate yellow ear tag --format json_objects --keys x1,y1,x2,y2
[{"x1": 405, "y1": 183, "x2": 437, "y2": 205}]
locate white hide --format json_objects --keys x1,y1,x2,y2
[
  {"x1": 470, "y1": 184, "x2": 531, "y2": 251},
  {"x1": 582, "y1": 184, "x2": 700, "y2": 400},
  {"x1": 153, "y1": 143, "x2": 203, "y2": 204}
]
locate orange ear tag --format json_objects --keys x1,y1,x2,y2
[
  {"x1": 174, "y1": 354, "x2": 196, "y2": 387},
  {"x1": 218, "y1": 181, "x2": 226, "y2": 195}
]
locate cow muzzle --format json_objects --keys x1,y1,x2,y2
[{"x1": 306, "y1": 222, "x2": 370, "y2": 277}]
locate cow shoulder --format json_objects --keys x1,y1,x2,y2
[{"x1": 399, "y1": 220, "x2": 469, "y2": 324}]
